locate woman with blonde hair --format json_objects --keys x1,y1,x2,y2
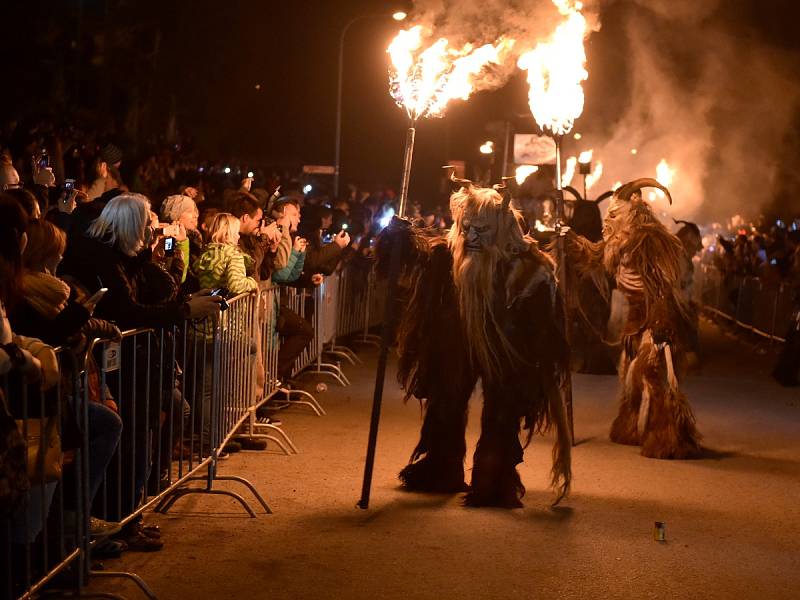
[
  {"x1": 193, "y1": 212, "x2": 258, "y2": 295},
  {"x1": 61, "y1": 193, "x2": 221, "y2": 328}
]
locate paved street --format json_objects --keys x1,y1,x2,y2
[{"x1": 90, "y1": 320, "x2": 800, "y2": 599}]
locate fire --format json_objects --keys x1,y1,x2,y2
[
  {"x1": 585, "y1": 161, "x2": 603, "y2": 191},
  {"x1": 562, "y1": 156, "x2": 577, "y2": 187},
  {"x1": 578, "y1": 149, "x2": 593, "y2": 164},
  {"x1": 612, "y1": 181, "x2": 622, "y2": 191},
  {"x1": 515, "y1": 165, "x2": 539, "y2": 185},
  {"x1": 517, "y1": 1, "x2": 588, "y2": 136},
  {"x1": 654, "y1": 158, "x2": 676, "y2": 199},
  {"x1": 388, "y1": 25, "x2": 513, "y2": 121}
]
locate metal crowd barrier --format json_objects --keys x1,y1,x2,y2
[
  {"x1": 2, "y1": 347, "x2": 90, "y2": 600},
  {"x1": 3, "y1": 265, "x2": 383, "y2": 598},
  {"x1": 695, "y1": 263, "x2": 795, "y2": 342},
  {"x1": 335, "y1": 258, "x2": 384, "y2": 348},
  {"x1": 282, "y1": 280, "x2": 349, "y2": 388}
]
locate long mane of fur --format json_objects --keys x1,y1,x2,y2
[
  {"x1": 605, "y1": 200, "x2": 692, "y2": 327},
  {"x1": 448, "y1": 186, "x2": 528, "y2": 381}
]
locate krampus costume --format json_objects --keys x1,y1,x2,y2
[
  {"x1": 564, "y1": 179, "x2": 702, "y2": 459},
  {"x1": 377, "y1": 179, "x2": 572, "y2": 507}
]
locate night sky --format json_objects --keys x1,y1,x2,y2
[{"x1": 2, "y1": 0, "x2": 799, "y2": 210}]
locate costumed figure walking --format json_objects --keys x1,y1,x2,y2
[
  {"x1": 377, "y1": 175, "x2": 572, "y2": 507},
  {"x1": 563, "y1": 179, "x2": 702, "y2": 459}
]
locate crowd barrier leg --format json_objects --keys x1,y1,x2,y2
[
  {"x1": 88, "y1": 570, "x2": 158, "y2": 600},
  {"x1": 273, "y1": 385, "x2": 326, "y2": 416},
  {"x1": 154, "y1": 296, "x2": 271, "y2": 517},
  {"x1": 240, "y1": 410, "x2": 297, "y2": 455}
]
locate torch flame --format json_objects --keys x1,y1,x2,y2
[
  {"x1": 585, "y1": 161, "x2": 603, "y2": 191},
  {"x1": 578, "y1": 149, "x2": 593, "y2": 164},
  {"x1": 388, "y1": 26, "x2": 513, "y2": 121},
  {"x1": 562, "y1": 156, "x2": 577, "y2": 187},
  {"x1": 517, "y1": 1, "x2": 588, "y2": 136},
  {"x1": 654, "y1": 159, "x2": 675, "y2": 199},
  {"x1": 515, "y1": 165, "x2": 539, "y2": 185}
]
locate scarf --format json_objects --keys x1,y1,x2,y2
[{"x1": 22, "y1": 270, "x2": 71, "y2": 320}]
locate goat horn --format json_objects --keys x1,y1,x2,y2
[
  {"x1": 563, "y1": 185, "x2": 583, "y2": 202},
  {"x1": 442, "y1": 165, "x2": 474, "y2": 190},
  {"x1": 616, "y1": 178, "x2": 672, "y2": 205},
  {"x1": 595, "y1": 190, "x2": 614, "y2": 204}
]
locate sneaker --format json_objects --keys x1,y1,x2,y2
[
  {"x1": 92, "y1": 539, "x2": 127, "y2": 559},
  {"x1": 121, "y1": 530, "x2": 164, "y2": 552},
  {"x1": 90, "y1": 517, "x2": 123, "y2": 539},
  {"x1": 223, "y1": 441, "x2": 242, "y2": 453},
  {"x1": 236, "y1": 437, "x2": 268, "y2": 451}
]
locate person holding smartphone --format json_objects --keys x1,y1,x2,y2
[{"x1": 160, "y1": 194, "x2": 202, "y2": 286}]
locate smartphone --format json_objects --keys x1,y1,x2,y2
[
  {"x1": 64, "y1": 178, "x2": 75, "y2": 191},
  {"x1": 37, "y1": 152, "x2": 49, "y2": 170},
  {"x1": 322, "y1": 233, "x2": 333, "y2": 244},
  {"x1": 86, "y1": 287, "x2": 109, "y2": 306},
  {"x1": 164, "y1": 236, "x2": 176, "y2": 256},
  {"x1": 211, "y1": 287, "x2": 229, "y2": 311}
]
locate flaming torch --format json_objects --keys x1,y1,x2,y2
[
  {"x1": 359, "y1": 28, "x2": 513, "y2": 509},
  {"x1": 517, "y1": 0, "x2": 588, "y2": 202},
  {"x1": 388, "y1": 26, "x2": 513, "y2": 216},
  {"x1": 517, "y1": 0, "x2": 590, "y2": 445}
]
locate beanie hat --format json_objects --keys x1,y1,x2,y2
[
  {"x1": 161, "y1": 194, "x2": 197, "y2": 222},
  {"x1": 100, "y1": 144, "x2": 123, "y2": 165}
]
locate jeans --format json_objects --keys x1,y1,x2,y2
[
  {"x1": 86, "y1": 402, "x2": 123, "y2": 504},
  {"x1": 276, "y1": 307, "x2": 313, "y2": 380}
]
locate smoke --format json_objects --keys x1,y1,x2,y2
[
  {"x1": 583, "y1": 0, "x2": 800, "y2": 222},
  {"x1": 406, "y1": 0, "x2": 601, "y2": 94}
]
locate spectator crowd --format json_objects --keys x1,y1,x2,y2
[{"x1": 0, "y1": 123, "x2": 409, "y2": 594}]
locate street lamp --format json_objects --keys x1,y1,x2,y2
[{"x1": 334, "y1": 9, "x2": 408, "y2": 198}]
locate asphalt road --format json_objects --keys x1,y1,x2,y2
[{"x1": 88, "y1": 319, "x2": 800, "y2": 599}]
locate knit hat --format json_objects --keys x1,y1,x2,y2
[
  {"x1": 161, "y1": 194, "x2": 198, "y2": 222},
  {"x1": 100, "y1": 144, "x2": 123, "y2": 165}
]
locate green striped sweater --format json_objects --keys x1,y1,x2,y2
[{"x1": 192, "y1": 243, "x2": 258, "y2": 295}]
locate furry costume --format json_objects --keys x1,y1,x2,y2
[
  {"x1": 563, "y1": 186, "x2": 616, "y2": 374},
  {"x1": 377, "y1": 180, "x2": 571, "y2": 507},
  {"x1": 564, "y1": 179, "x2": 702, "y2": 459}
]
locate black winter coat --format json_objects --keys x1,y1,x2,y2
[{"x1": 60, "y1": 234, "x2": 185, "y2": 330}]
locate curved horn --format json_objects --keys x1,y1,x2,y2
[
  {"x1": 563, "y1": 185, "x2": 584, "y2": 202},
  {"x1": 595, "y1": 190, "x2": 614, "y2": 204},
  {"x1": 493, "y1": 181, "x2": 513, "y2": 211},
  {"x1": 616, "y1": 178, "x2": 673, "y2": 205},
  {"x1": 442, "y1": 165, "x2": 474, "y2": 190}
]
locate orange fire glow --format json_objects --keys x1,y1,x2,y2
[
  {"x1": 517, "y1": 0, "x2": 588, "y2": 136},
  {"x1": 388, "y1": 26, "x2": 513, "y2": 121}
]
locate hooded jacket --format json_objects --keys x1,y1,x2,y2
[{"x1": 193, "y1": 243, "x2": 258, "y2": 295}]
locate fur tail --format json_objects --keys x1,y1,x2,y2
[{"x1": 549, "y1": 385, "x2": 572, "y2": 506}]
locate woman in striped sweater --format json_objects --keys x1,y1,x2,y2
[{"x1": 193, "y1": 213, "x2": 258, "y2": 295}]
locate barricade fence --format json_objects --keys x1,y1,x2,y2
[
  {"x1": 694, "y1": 263, "x2": 796, "y2": 343},
  {"x1": 2, "y1": 259, "x2": 384, "y2": 599}
]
